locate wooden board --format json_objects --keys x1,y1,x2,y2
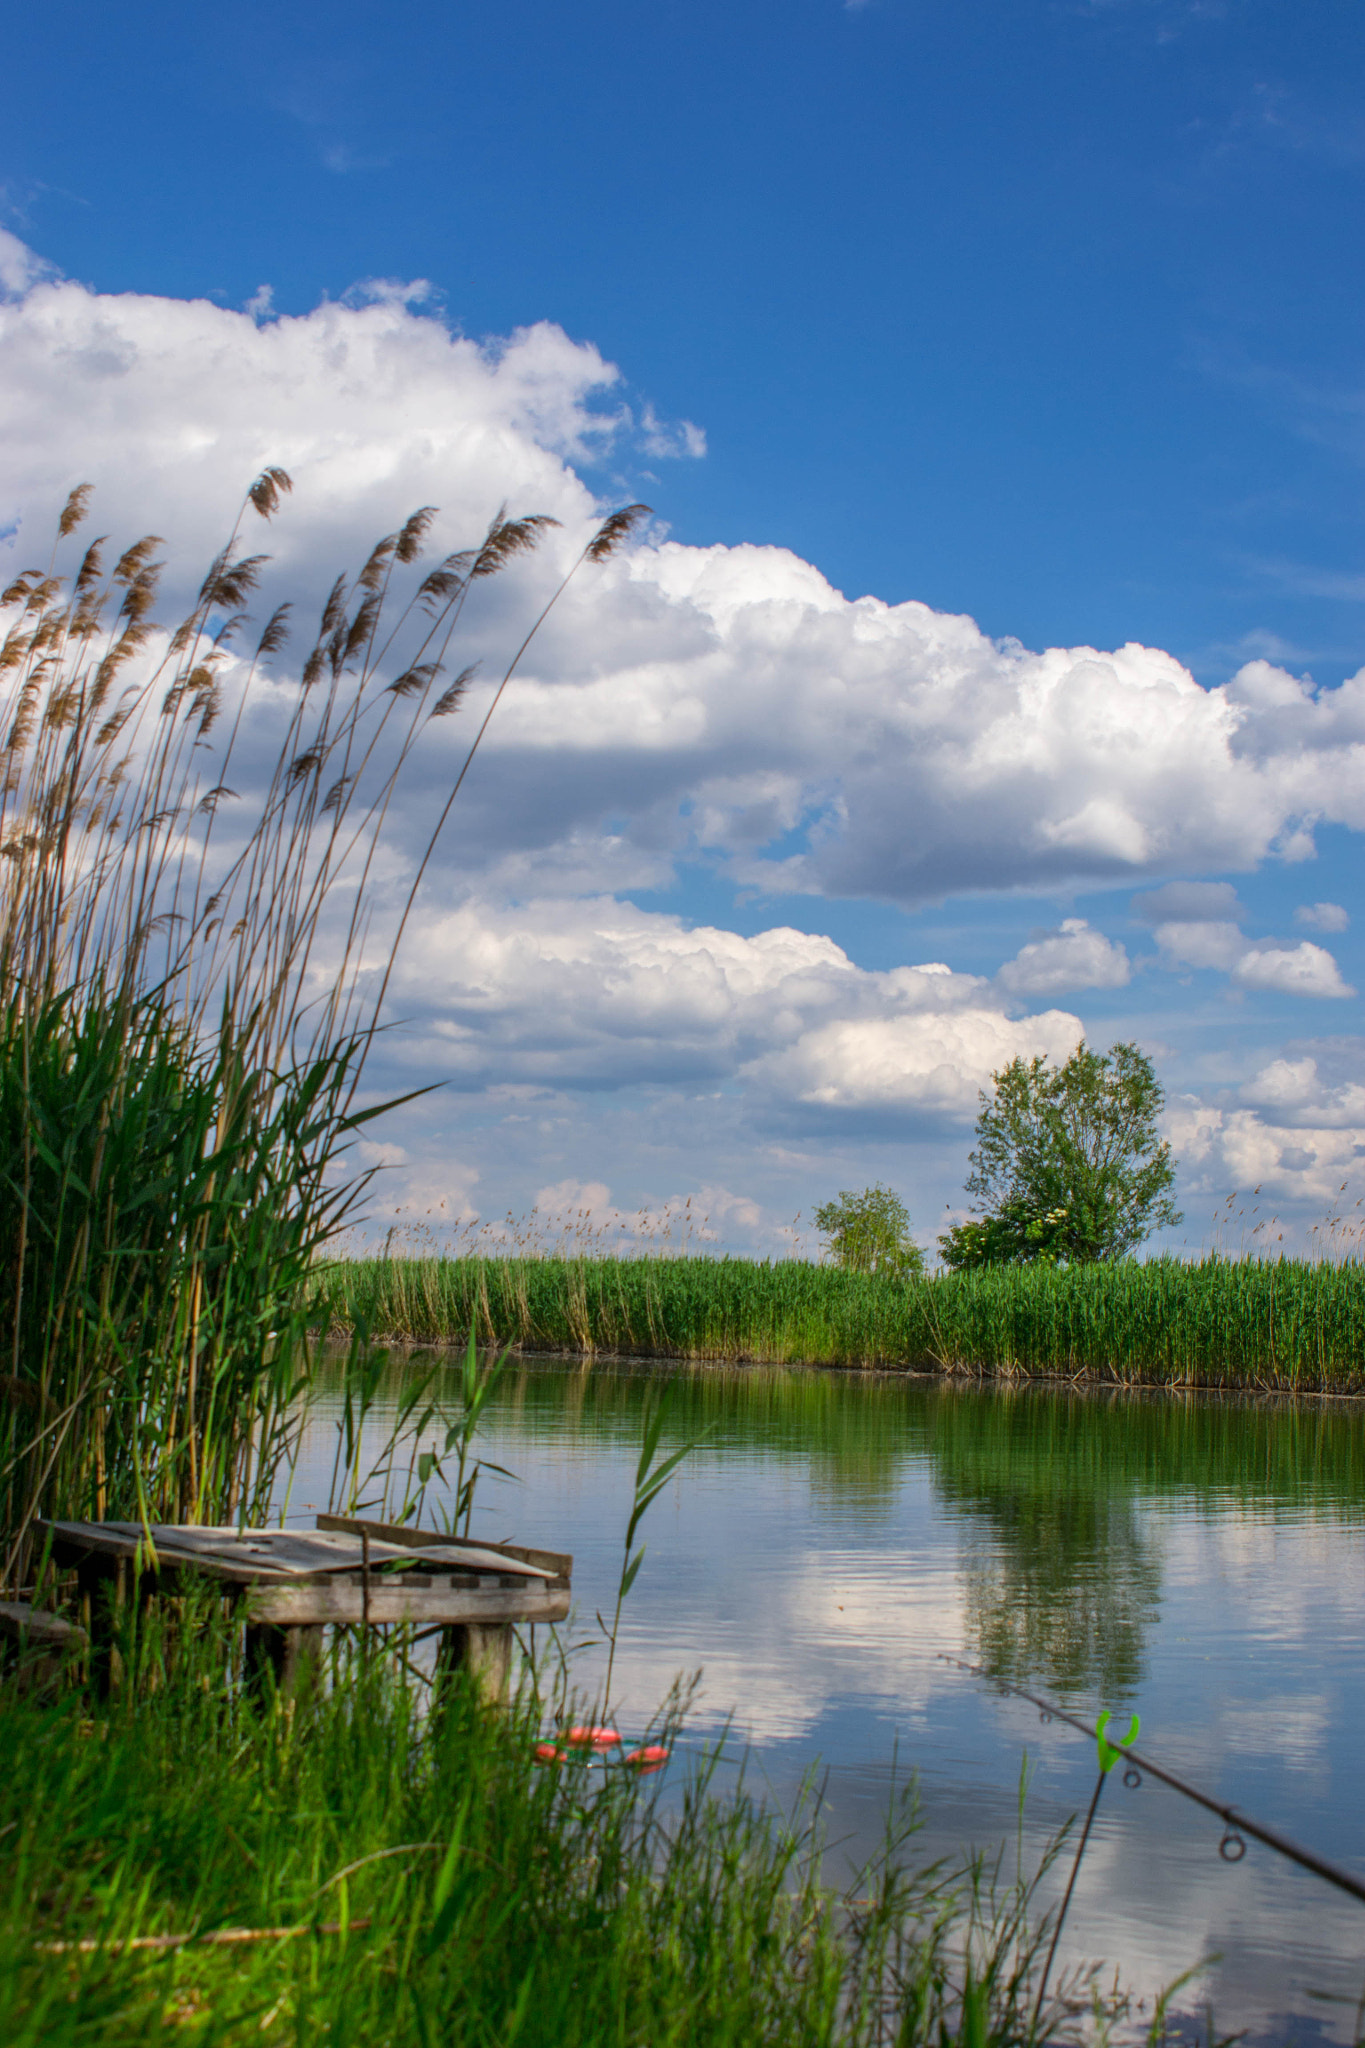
[
  {"x1": 0, "y1": 1600, "x2": 87, "y2": 1649},
  {"x1": 244, "y1": 1578, "x2": 571, "y2": 1626},
  {"x1": 33, "y1": 1520, "x2": 569, "y2": 1626},
  {"x1": 35, "y1": 1520, "x2": 554, "y2": 1584},
  {"x1": 315, "y1": 1513, "x2": 571, "y2": 1582},
  {"x1": 127, "y1": 1525, "x2": 553, "y2": 1579},
  {"x1": 40, "y1": 1522, "x2": 311, "y2": 1585},
  {"x1": 391, "y1": 1543, "x2": 553, "y2": 1580}
]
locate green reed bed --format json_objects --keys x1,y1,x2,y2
[
  {"x1": 435, "y1": 1359, "x2": 1365, "y2": 1518},
  {"x1": 0, "y1": 476, "x2": 643, "y2": 1582},
  {"x1": 326, "y1": 1251, "x2": 1365, "y2": 1391},
  {"x1": 1, "y1": 1625, "x2": 1093, "y2": 2048}
]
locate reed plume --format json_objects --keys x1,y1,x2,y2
[{"x1": 0, "y1": 471, "x2": 647, "y2": 1582}]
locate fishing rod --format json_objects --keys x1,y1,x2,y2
[{"x1": 941, "y1": 1655, "x2": 1365, "y2": 1909}]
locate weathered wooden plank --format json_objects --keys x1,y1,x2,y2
[
  {"x1": 38, "y1": 1520, "x2": 144, "y2": 1562},
  {"x1": 38, "y1": 1519, "x2": 562, "y2": 1586},
  {"x1": 39, "y1": 1521, "x2": 422, "y2": 1584},
  {"x1": 37, "y1": 1523, "x2": 296, "y2": 1585},
  {"x1": 142, "y1": 1527, "x2": 449, "y2": 1577},
  {"x1": 0, "y1": 1600, "x2": 87, "y2": 1649},
  {"x1": 315, "y1": 1513, "x2": 572, "y2": 1582},
  {"x1": 390, "y1": 1543, "x2": 553, "y2": 1580},
  {"x1": 243, "y1": 1579, "x2": 570, "y2": 1626}
]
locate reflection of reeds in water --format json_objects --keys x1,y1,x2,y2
[
  {"x1": 326, "y1": 1248, "x2": 1365, "y2": 1390},
  {"x1": 0, "y1": 477, "x2": 646, "y2": 1581},
  {"x1": 448, "y1": 1359, "x2": 1365, "y2": 1696},
  {"x1": 464, "y1": 1360, "x2": 1365, "y2": 1515}
]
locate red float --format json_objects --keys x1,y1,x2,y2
[{"x1": 566, "y1": 1724, "x2": 621, "y2": 1748}]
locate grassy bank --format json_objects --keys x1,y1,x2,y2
[
  {"x1": 325, "y1": 1252, "x2": 1365, "y2": 1392},
  {"x1": 2, "y1": 1628, "x2": 1097, "y2": 2048}
]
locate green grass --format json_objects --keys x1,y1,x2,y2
[
  {"x1": 323, "y1": 1251, "x2": 1365, "y2": 1392},
  {"x1": 1, "y1": 1625, "x2": 1094, "y2": 2048}
]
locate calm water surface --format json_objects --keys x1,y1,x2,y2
[{"x1": 295, "y1": 1360, "x2": 1365, "y2": 2042}]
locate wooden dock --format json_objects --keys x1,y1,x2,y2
[
  {"x1": 0, "y1": 1597, "x2": 87, "y2": 1694},
  {"x1": 32, "y1": 1514, "x2": 572, "y2": 1700}
]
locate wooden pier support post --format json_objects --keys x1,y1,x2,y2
[
  {"x1": 439, "y1": 1621, "x2": 513, "y2": 1706},
  {"x1": 243, "y1": 1622, "x2": 325, "y2": 1701},
  {"x1": 76, "y1": 1553, "x2": 127, "y2": 1698}
]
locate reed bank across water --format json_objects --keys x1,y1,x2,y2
[{"x1": 324, "y1": 1253, "x2": 1365, "y2": 1393}]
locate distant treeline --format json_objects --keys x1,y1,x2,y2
[{"x1": 323, "y1": 1253, "x2": 1365, "y2": 1393}]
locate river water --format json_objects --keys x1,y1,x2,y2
[{"x1": 294, "y1": 1358, "x2": 1365, "y2": 2041}]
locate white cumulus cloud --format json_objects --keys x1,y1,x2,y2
[
  {"x1": 1294, "y1": 901, "x2": 1350, "y2": 933},
  {"x1": 1232, "y1": 941, "x2": 1353, "y2": 999},
  {"x1": 4, "y1": 240, "x2": 1365, "y2": 1246},
  {"x1": 1154, "y1": 920, "x2": 1253, "y2": 973},
  {"x1": 382, "y1": 894, "x2": 1081, "y2": 1124},
  {"x1": 995, "y1": 918, "x2": 1131, "y2": 997},
  {"x1": 1166, "y1": 1097, "x2": 1365, "y2": 1210},
  {"x1": 744, "y1": 1007, "x2": 1083, "y2": 1118},
  {"x1": 1153, "y1": 922, "x2": 1353, "y2": 997},
  {"x1": 1238, "y1": 1056, "x2": 1365, "y2": 1128},
  {"x1": 3, "y1": 239, "x2": 1365, "y2": 913},
  {"x1": 0, "y1": 228, "x2": 56, "y2": 298}
]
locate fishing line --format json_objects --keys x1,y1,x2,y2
[{"x1": 941, "y1": 1655, "x2": 1365, "y2": 1907}]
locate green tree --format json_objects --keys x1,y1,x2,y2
[
  {"x1": 815, "y1": 1184, "x2": 924, "y2": 1277},
  {"x1": 939, "y1": 1041, "x2": 1181, "y2": 1270}
]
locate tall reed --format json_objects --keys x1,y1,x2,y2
[
  {"x1": 325, "y1": 1250, "x2": 1365, "y2": 1390},
  {"x1": 0, "y1": 476, "x2": 646, "y2": 1580}
]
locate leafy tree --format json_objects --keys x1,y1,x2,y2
[
  {"x1": 815, "y1": 1184, "x2": 924, "y2": 1277},
  {"x1": 938, "y1": 1041, "x2": 1181, "y2": 1270}
]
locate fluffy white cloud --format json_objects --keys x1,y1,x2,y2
[
  {"x1": 534, "y1": 1177, "x2": 614, "y2": 1216},
  {"x1": 743, "y1": 1007, "x2": 1082, "y2": 1117},
  {"x1": 1164, "y1": 1049, "x2": 1365, "y2": 1220},
  {"x1": 0, "y1": 229, "x2": 54, "y2": 298},
  {"x1": 384, "y1": 894, "x2": 1082, "y2": 1121},
  {"x1": 0, "y1": 269, "x2": 610, "y2": 588},
  {"x1": 1295, "y1": 901, "x2": 1350, "y2": 933},
  {"x1": 4, "y1": 242, "x2": 1365, "y2": 912},
  {"x1": 995, "y1": 917, "x2": 1131, "y2": 997},
  {"x1": 1153, "y1": 922, "x2": 1353, "y2": 997},
  {"x1": 4, "y1": 242, "x2": 1365, "y2": 1248},
  {"x1": 1166, "y1": 1097, "x2": 1365, "y2": 1211},
  {"x1": 1233, "y1": 941, "x2": 1353, "y2": 998},
  {"x1": 1237, "y1": 1056, "x2": 1365, "y2": 1129}
]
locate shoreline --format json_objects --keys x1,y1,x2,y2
[
  {"x1": 323, "y1": 1327, "x2": 1365, "y2": 1406},
  {"x1": 316, "y1": 1250, "x2": 1365, "y2": 1399}
]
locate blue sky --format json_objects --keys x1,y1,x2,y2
[{"x1": 4, "y1": 0, "x2": 1365, "y2": 1256}]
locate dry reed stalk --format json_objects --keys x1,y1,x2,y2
[
  {"x1": 38, "y1": 1919, "x2": 373, "y2": 1954},
  {"x1": 0, "y1": 474, "x2": 649, "y2": 1578}
]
